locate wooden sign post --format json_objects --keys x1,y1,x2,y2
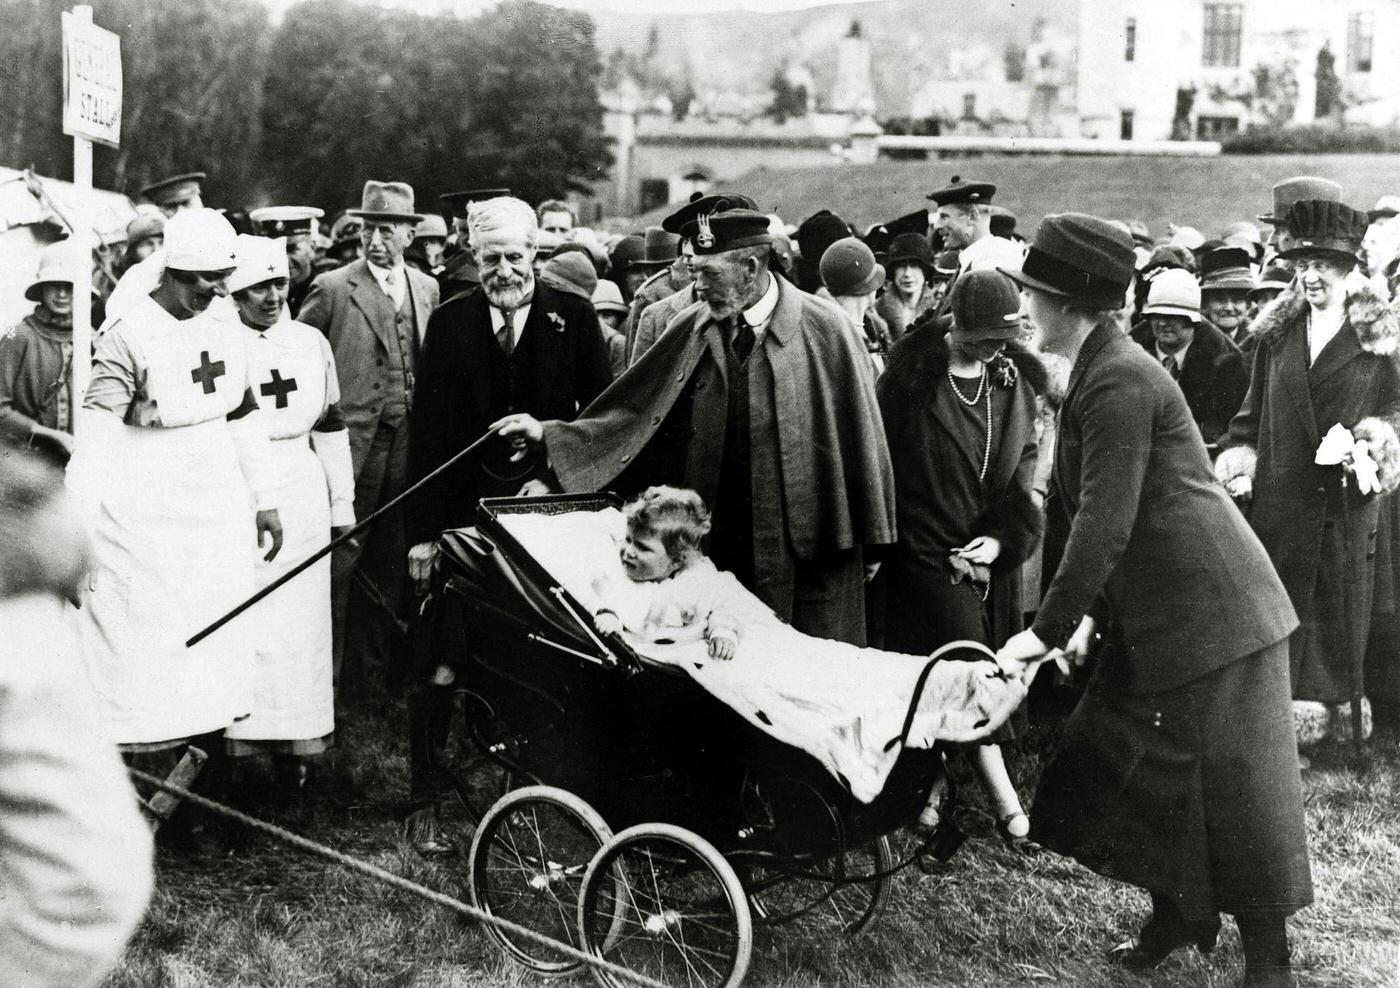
[{"x1": 60, "y1": 4, "x2": 121, "y2": 440}]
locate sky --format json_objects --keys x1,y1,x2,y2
[{"x1": 260, "y1": 0, "x2": 888, "y2": 19}]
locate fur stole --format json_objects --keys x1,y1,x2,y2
[{"x1": 1248, "y1": 281, "x2": 1400, "y2": 356}]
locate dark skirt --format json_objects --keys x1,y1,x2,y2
[{"x1": 1030, "y1": 640, "x2": 1312, "y2": 921}]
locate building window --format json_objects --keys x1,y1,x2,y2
[
  {"x1": 962, "y1": 93, "x2": 977, "y2": 119},
  {"x1": 1125, "y1": 18, "x2": 1137, "y2": 62},
  {"x1": 1348, "y1": 12, "x2": 1374, "y2": 73},
  {"x1": 1196, "y1": 115, "x2": 1240, "y2": 140},
  {"x1": 1120, "y1": 109, "x2": 1135, "y2": 140},
  {"x1": 1202, "y1": 3, "x2": 1243, "y2": 68}
]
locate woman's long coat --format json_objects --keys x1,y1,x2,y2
[{"x1": 1219, "y1": 283, "x2": 1400, "y2": 702}]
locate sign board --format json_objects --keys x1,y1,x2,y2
[{"x1": 61, "y1": 11, "x2": 122, "y2": 148}]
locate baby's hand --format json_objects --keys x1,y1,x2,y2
[
  {"x1": 707, "y1": 632, "x2": 737, "y2": 661},
  {"x1": 595, "y1": 610, "x2": 623, "y2": 637}
]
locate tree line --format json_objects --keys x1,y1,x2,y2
[{"x1": 1, "y1": 0, "x2": 613, "y2": 212}]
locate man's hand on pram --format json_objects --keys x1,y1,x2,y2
[
  {"x1": 408, "y1": 541, "x2": 439, "y2": 594},
  {"x1": 489, "y1": 414, "x2": 544, "y2": 463}
]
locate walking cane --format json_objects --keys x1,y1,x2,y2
[
  {"x1": 1339, "y1": 472, "x2": 1367, "y2": 759},
  {"x1": 186, "y1": 428, "x2": 500, "y2": 648}
]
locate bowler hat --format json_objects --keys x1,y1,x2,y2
[
  {"x1": 1200, "y1": 246, "x2": 1255, "y2": 292},
  {"x1": 927, "y1": 175, "x2": 996, "y2": 207},
  {"x1": 1277, "y1": 199, "x2": 1368, "y2": 263},
  {"x1": 25, "y1": 240, "x2": 87, "y2": 302},
  {"x1": 949, "y1": 269, "x2": 1022, "y2": 343},
  {"x1": 1000, "y1": 212, "x2": 1135, "y2": 308},
  {"x1": 820, "y1": 237, "x2": 885, "y2": 297},
  {"x1": 631, "y1": 226, "x2": 681, "y2": 268},
  {"x1": 1258, "y1": 176, "x2": 1342, "y2": 225},
  {"x1": 348, "y1": 180, "x2": 424, "y2": 224},
  {"x1": 883, "y1": 232, "x2": 936, "y2": 276},
  {"x1": 1142, "y1": 268, "x2": 1202, "y2": 322}
]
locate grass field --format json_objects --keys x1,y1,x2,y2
[
  {"x1": 633, "y1": 153, "x2": 1400, "y2": 245},
  {"x1": 103, "y1": 684, "x2": 1400, "y2": 988}
]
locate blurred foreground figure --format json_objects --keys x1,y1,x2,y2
[{"x1": 0, "y1": 453, "x2": 153, "y2": 988}]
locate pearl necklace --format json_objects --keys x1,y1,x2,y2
[{"x1": 947, "y1": 367, "x2": 993, "y2": 481}]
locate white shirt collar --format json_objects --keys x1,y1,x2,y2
[
  {"x1": 488, "y1": 300, "x2": 533, "y2": 348},
  {"x1": 1156, "y1": 340, "x2": 1190, "y2": 366},
  {"x1": 741, "y1": 274, "x2": 780, "y2": 336},
  {"x1": 1309, "y1": 300, "x2": 1346, "y2": 363},
  {"x1": 367, "y1": 259, "x2": 406, "y2": 307}
]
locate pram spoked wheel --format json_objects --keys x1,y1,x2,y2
[
  {"x1": 467, "y1": 785, "x2": 615, "y2": 976},
  {"x1": 745, "y1": 835, "x2": 893, "y2": 936},
  {"x1": 578, "y1": 823, "x2": 753, "y2": 988}
]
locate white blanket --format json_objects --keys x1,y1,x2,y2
[{"x1": 498, "y1": 509, "x2": 1026, "y2": 802}]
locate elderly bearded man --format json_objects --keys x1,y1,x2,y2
[
  {"x1": 298, "y1": 182, "x2": 439, "y2": 694},
  {"x1": 400, "y1": 196, "x2": 610, "y2": 854},
  {"x1": 496, "y1": 206, "x2": 896, "y2": 645}
]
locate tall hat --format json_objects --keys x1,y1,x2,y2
[
  {"x1": 927, "y1": 175, "x2": 996, "y2": 207},
  {"x1": 1258, "y1": 176, "x2": 1342, "y2": 225},
  {"x1": 1000, "y1": 212, "x2": 1135, "y2": 308},
  {"x1": 249, "y1": 206, "x2": 323, "y2": 239},
  {"x1": 1276, "y1": 200, "x2": 1368, "y2": 263},
  {"x1": 139, "y1": 171, "x2": 206, "y2": 210},
  {"x1": 1199, "y1": 246, "x2": 1255, "y2": 292},
  {"x1": 347, "y1": 181, "x2": 424, "y2": 224}
]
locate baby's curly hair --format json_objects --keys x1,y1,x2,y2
[{"x1": 624, "y1": 486, "x2": 711, "y2": 562}]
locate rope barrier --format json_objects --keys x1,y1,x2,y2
[{"x1": 127, "y1": 768, "x2": 674, "y2": 988}]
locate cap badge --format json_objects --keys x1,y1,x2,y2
[{"x1": 696, "y1": 212, "x2": 716, "y2": 250}]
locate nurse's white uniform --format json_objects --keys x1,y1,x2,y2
[{"x1": 226, "y1": 317, "x2": 353, "y2": 746}]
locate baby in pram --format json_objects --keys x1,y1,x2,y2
[{"x1": 591, "y1": 486, "x2": 749, "y2": 662}]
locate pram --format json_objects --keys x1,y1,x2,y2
[{"x1": 425, "y1": 494, "x2": 985, "y2": 988}]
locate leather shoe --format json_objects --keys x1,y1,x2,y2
[
  {"x1": 995, "y1": 812, "x2": 1043, "y2": 856},
  {"x1": 404, "y1": 806, "x2": 457, "y2": 858},
  {"x1": 1108, "y1": 916, "x2": 1220, "y2": 970}
]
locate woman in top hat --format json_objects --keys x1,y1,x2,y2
[
  {"x1": 874, "y1": 232, "x2": 942, "y2": 341},
  {"x1": 1219, "y1": 199, "x2": 1400, "y2": 747},
  {"x1": 877, "y1": 268, "x2": 1045, "y2": 852},
  {"x1": 997, "y1": 213, "x2": 1310, "y2": 987}
]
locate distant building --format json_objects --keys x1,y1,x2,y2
[
  {"x1": 1077, "y1": 0, "x2": 1400, "y2": 141},
  {"x1": 830, "y1": 21, "x2": 876, "y2": 115}
]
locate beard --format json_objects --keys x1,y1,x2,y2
[{"x1": 484, "y1": 272, "x2": 530, "y2": 310}]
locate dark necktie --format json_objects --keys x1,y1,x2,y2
[
  {"x1": 729, "y1": 314, "x2": 755, "y2": 365},
  {"x1": 1162, "y1": 353, "x2": 1179, "y2": 379},
  {"x1": 496, "y1": 308, "x2": 516, "y2": 356}
]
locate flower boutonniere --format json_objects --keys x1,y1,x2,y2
[
  {"x1": 990, "y1": 353, "x2": 1018, "y2": 389},
  {"x1": 547, "y1": 312, "x2": 566, "y2": 332}
]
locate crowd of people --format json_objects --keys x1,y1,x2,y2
[{"x1": 5, "y1": 162, "x2": 1400, "y2": 988}]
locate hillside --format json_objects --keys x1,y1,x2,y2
[
  {"x1": 632, "y1": 153, "x2": 1400, "y2": 240},
  {"x1": 587, "y1": 0, "x2": 1070, "y2": 118}
]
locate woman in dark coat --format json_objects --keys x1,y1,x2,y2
[
  {"x1": 998, "y1": 213, "x2": 1309, "y2": 988},
  {"x1": 873, "y1": 232, "x2": 946, "y2": 342},
  {"x1": 878, "y1": 269, "x2": 1044, "y2": 851},
  {"x1": 1218, "y1": 199, "x2": 1400, "y2": 742}
]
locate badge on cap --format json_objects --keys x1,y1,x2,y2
[{"x1": 696, "y1": 213, "x2": 716, "y2": 250}]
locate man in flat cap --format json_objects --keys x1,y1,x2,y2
[
  {"x1": 298, "y1": 181, "x2": 440, "y2": 695},
  {"x1": 497, "y1": 201, "x2": 896, "y2": 645},
  {"x1": 139, "y1": 171, "x2": 207, "y2": 218},
  {"x1": 250, "y1": 206, "x2": 324, "y2": 318}
]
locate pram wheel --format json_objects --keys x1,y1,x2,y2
[
  {"x1": 578, "y1": 823, "x2": 753, "y2": 988},
  {"x1": 745, "y1": 835, "x2": 893, "y2": 936},
  {"x1": 467, "y1": 785, "x2": 614, "y2": 976}
]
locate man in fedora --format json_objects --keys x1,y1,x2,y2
[
  {"x1": 299, "y1": 181, "x2": 440, "y2": 695},
  {"x1": 250, "y1": 206, "x2": 324, "y2": 318},
  {"x1": 621, "y1": 226, "x2": 689, "y2": 360},
  {"x1": 1257, "y1": 176, "x2": 1342, "y2": 260},
  {"x1": 495, "y1": 202, "x2": 896, "y2": 646}
]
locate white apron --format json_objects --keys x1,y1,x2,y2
[
  {"x1": 76, "y1": 298, "x2": 259, "y2": 744},
  {"x1": 225, "y1": 319, "x2": 339, "y2": 742}
]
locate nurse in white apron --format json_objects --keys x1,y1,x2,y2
[
  {"x1": 69, "y1": 208, "x2": 282, "y2": 757},
  {"x1": 221, "y1": 236, "x2": 354, "y2": 790}
]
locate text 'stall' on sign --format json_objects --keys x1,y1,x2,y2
[{"x1": 61, "y1": 10, "x2": 122, "y2": 148}]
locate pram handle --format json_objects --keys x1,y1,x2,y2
[
  {"x1": 185, "y1": 428, "x2": 500, "y2": 648},
  {"x1": 885, "y1": 640, "x2": 1002, "y2": 753}
]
